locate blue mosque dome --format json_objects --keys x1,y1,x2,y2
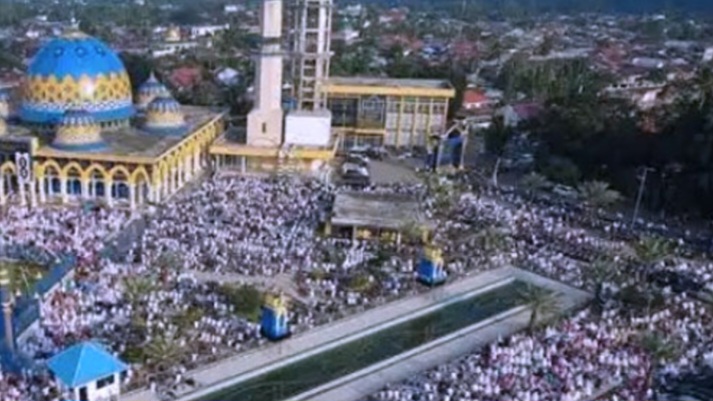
[
  {"x1": 20, "y1": 30, "x2": 135, "y2": 125},
  {"x1": 136, "y1": 73, "x2": 170, "y2": 111},
  {"x1": 144, "y1": 95, "x2": 187, "y2": 135},
  {"x1": 52, "y1": 108, "x2": 106, "y2": 151}
]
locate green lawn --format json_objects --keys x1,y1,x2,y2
[{"x1": 0, "y1": 260, "x2": 46, "y2": 296}]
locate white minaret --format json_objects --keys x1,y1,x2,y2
[{"x1": 247, "y1": 0, "x2": 285, "y2": 147}]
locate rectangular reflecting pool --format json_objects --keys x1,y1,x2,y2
[{"x1": 202, "y1": 280, "x2": 529, "y2": 401}]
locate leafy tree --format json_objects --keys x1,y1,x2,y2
[{"x1": 120, "y1": 53, "x2": 155, "y2": 90}]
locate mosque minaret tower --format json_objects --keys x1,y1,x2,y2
[{"x1": 247, "y1": 0, "x2": 286, "y2": 147}]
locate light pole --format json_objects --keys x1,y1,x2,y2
[{"x1": 632, "y1": 167, "x2": 655, "y2": 228}]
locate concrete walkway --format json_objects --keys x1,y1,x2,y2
[{"x1": 121, "y1": 267, "x2": 590, "y2": 401}]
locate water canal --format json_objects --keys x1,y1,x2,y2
[{"x1": 202, "y1": 280, "x2": 530, "y2": 401}]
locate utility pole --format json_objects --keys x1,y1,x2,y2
[{"x1": 632, "y1": 167, "x2": 654, "y2": 227}]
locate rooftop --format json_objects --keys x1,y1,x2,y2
[
  {"x1": 47, "y1": 341, "x2": 127, "y2": 389},
  {"x1": 331, "y1": 191, "x2": 428, "y2": 230},
  {"x1": 327, "y1": 76, "x2": 453, "y2": 90},
  {"x1": 5, "y1": 106, "x2": 222, "y2": 162}
]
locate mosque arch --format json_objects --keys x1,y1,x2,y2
[
  {"x1": 0, "y1": 161, "x2": 17, "y2": 202},
  {"x1": 131, "y1": 166, "x2": 150, "y2": 206},
  {"x1": 0, "y1": 161, "x2": 16, "y2": 175},
  {"x1": 82, "y1": 163, "x2": 110, "y2": 182},
  {"x1": 39, "y1": 161, "x2": 62, "y2": 198},
  {"x1": 62, "y1": 162, "x2": 83, "y2": 197},
  {"x1": 130, "y1": 166, "x2": 150, "y2": 185},
  {"x1": 37, "y1": 160, "x2": 62, "y2": 178},
  {"x1": 109, "y1": 166, "x2": 131, "y2": 201}
]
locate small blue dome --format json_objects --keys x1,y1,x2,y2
[
  {"x1": 144, "y1": 95, "x2": 186, "y2": 135},
  {"x1": 147, "y1": 96, "x2": 181, "y2": 113},
  {"x1": 136, "y1": 73, "x2": 170, "y2": 111},
  {"x1": 139, "y1": 73, "x2": 168, "y2": 95},
  {"x1": 52, "y1": 107, "x2": 106, "y2": 151},
  {"x1": 21, "y1": 30, "x2": 135, "y2": 125}
]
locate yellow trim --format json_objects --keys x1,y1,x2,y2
[
  {"x1": 108, "y1": 165, "x2": 132, "y2": 180},
  {"x1": 325, "y1": 84, "x2": 455, "y2": 98},
  {"x1": 0, "y1": 161, "x2": 16, "y2": 175},
  {"x1": 82, "y1": 163, "x2": 110, "y2": 181},
  {"x1": 210, "y1": 145, "x2": 280, "y2": 158},
  {"x1": 61, "y1": 162, "x2": 84, "y2": 178},
  {"x1": 333, "y1": 127, "x2": 386, "y2": 136}
]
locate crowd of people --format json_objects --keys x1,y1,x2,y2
[
  {"x1": 0, "y1": 171, "x2": 710, "y2": 401},
  {"x1": 367, "y1": 182, "x2": 713, "y2": 401}
]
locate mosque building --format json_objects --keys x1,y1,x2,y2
[
  {"x1": 0, "y1": 0, "x2": 459, "y2": 209},
  {"x1": 0, "y1": 28, "x2": 225, "y2": 209}
]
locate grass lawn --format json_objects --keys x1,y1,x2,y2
[{"x1": 0, "y1": 259, "x2": 46, "y2": 296}]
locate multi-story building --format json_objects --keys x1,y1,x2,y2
[{"x1": 324, "y1": 77, "x2": 455, "y2": 150}]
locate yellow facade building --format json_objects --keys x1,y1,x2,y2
[{"x1": 324, "y1": 77, "x2": 456, "y2": 150}]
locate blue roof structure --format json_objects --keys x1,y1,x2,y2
[
  {"x1": 47, "y1": 342, "x2": 127, "y2": 388},
  {"x1": 20, "y1": 31, "x2": 135, "y2": 125}
]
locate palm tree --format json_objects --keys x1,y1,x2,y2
[
  {"x1": 586, "y1": 257, "x2": 618, "y2": 303},
  {"x1": 517, "y1": 284, "x2": 559, "y2": 331},
  {"x1": 483, "y1": 115, "x2": 514, "y2": 188},
  {"x1": 476, "y1": 227, "x2": 509, "y2": 255},
  {"x1": 400, "y1": 219, "x2": 427, "y2": 245},
  {"x1": 633, "y1": 236, "x2": 672, "y2": 281},
  {"x1": 577, "y1": 180, "x2": 622, "y2": 209},
  {"x1": 144, "y1": 335, "x2": 185, "y2": 372},
  {"x1": 520, "y1": 172, "x2": 551, "y2": 196},
  {"x1": 123, "y1": 277, "x2": 155, "y2": 308},
  {"x1": 639, "y1": 332, "x2": 678, "y2": 399}
]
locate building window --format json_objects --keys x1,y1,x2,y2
[
  {"x1": 96, "y1": 374, "x2": 115, "y2": 389},
  {"x1": 262, "y1": 123, "x2": 267, "y2": 134},
  {"x1": 327, "y1": 97, "x2": 358, "y2": 127}
]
